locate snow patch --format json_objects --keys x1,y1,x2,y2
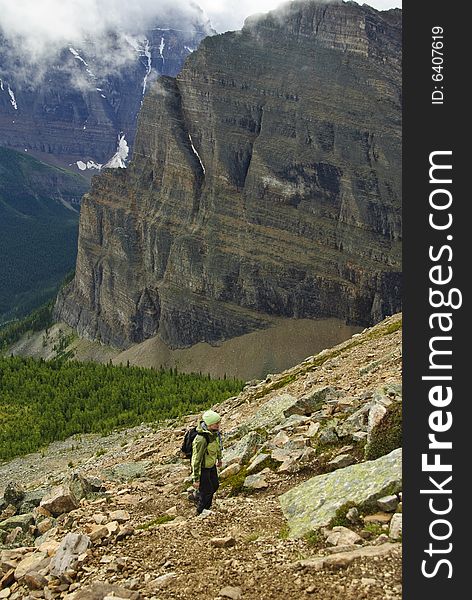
[
  {"x1": 0, "y1": 79, "x2": 4, "y2": 91},
  {"x1": 142, "y1": 39, "x2": 152, "y2": 97},
  {"x1": 159, "y1": 37, "x2": 165, "y2": 62},
  {"x1": 69, "y1": 46, "x2": 95, "y2": 78},
  {"x1": 188, "y1": 134, "x2": 205, "y2": 174},
  {"x1": 7, "y1": 85, "x2": 18, "y2": 110},
  {"x1": 76, "y1": 160, "x2": 103, "y2": 171},
  {"x1": 104, "y1": 134, "x2": 129, "y2": 169},
  {"x1": 184, "y1": 46, "x2": 195, "y2": 53}
]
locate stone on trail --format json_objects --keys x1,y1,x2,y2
[
  {"x1": 236, "y1": 394, "x2": 298, "y2": 435},
  {"x1": 14, "y1": 552, "x2": 49, "y2": 581},
  {"x1": 245, "y1": 453, "x2": 270, "y2": 475},
  {"x1": 210, "y1": 536, "x2": 236, "y2": 548},
  {"x1": 24, "y1": 571, "x2": 49, "y2": 590},
  {"x1": 219, "y1": 586, "x2": 243, "y2": 600},
  {"x1": 219, "y1": 463, "x2": 242, "y2": 480},
  {"x1": 40, "y1": 485, "x2": 79, "y2": 516},
  {"x1": 103, "y1": 461, "x2": 150, "y2": 482},
  {"x1": 367, "y1": 403, "x2": 388, "y2": 438},
  {"x1": 108, "y1": 510, "x2": 130, "y2": 522},
  {"x1": 292, "y1": 542, "x2": 400, "y2": 572},
  {"x1": 243, "y1": 474, "x2": 269, "y2": 490},
  {"x1": 283, "y1": 386, "x2": 340, "y2": 417},
  {"x1": 389, "y1": 513, "x2": 402, "y2": 540},
  {"x1": 273, "y1": 414, "x2": 311, "y2": 432},
  {"x1": 147, "y1": 572, "x2": 177, "y2": 590},
  {"x1": 50, "y1": 533, "x2": 91, "y2": 577},
  {"x1": 279, "y1": 448, "x2": 402, "y2": 538},
  {"x1": 271, "y1": 431, "x2": 290, "y2": 447},
  {"x1": 325, "y1": 526, "x2": 363, "y2": 546},
  {"x1": 0, "y1": 513, "x2": 34, "y2": 533},
  {"x1": 326, "y1": 454, "x2": 355, "y2": 469},
  {"x1": 3, "y1": 482, "x2": 25, "y2": 507},
  {"x1": 363, "y1": 513, "x2": 392, "y2": 525},
  {"x1": 376, "y1": 494, "x2": 399, "y2": 512},
  {"x1": 89, "y1": 525, "x2": 109, "y2": 542}
]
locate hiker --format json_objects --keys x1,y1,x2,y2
[{"x1": 191, "y1": 410, "x2": 223, "y2": 515}]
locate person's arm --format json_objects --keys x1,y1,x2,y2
[
  {"x1": 191, "y1": 435, "x2": 207, "y2": 486},
  {"x1": 217, "y1": 432, "x2": 223, "y2": 466}
]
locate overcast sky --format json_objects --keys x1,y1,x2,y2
[
  {"x1": 200, "y1": 1, "x2": 402, "y2": 32},
  {"x1": 0, "y1": 1, "x2": 402, "y2": 76}
]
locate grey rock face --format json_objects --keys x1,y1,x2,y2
[{"x1": 55, "y1": 1, "x2": 402, "y2": 350}]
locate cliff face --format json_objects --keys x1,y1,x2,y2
[
  {"x1": 0, "y1": 10, "x2": 211, "y2": 174},
  {"x1": 55, "y1": 0, "x2": 402, "y2": 349}
]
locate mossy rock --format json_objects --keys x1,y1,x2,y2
[
  {"x1": 279, "y1": 448, "x2": 401, "y2": 538},
  {"x1": 219, "y1": 467, "x2": 249, "y2": 496},
  {"x1": 365, "y1": 402, "x2": 402, "y2": 461}
]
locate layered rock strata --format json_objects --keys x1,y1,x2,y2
[{"x1": 55, "y1": 0, "x2": 402, "y2": 349}]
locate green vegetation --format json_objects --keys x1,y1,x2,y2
[
  {"x1": 363, "y1": 522, "x2": 384, "y2": 537},
  {"x1": 0, "y1": 299, "x2": 55, "y2": 352},
  {"x1": 0, "y1": 147, "x2": 88, "y2": 323},
  {"x1": 137, "y1": 515, "x2": 176, "y2": 529},
  {"x1": 219, "y1": 467, "x2": 248, "y2": 496},
  {"x1": 0, "y1": 355, "x2": 244, "y2": 461},
  {"x1": 364, "y1": 402, "x2": 402, "y2": 460},
  {"x1": 304, "y1": 529, "x2": 322, "y2": 546},
  {"x1": 328, "y1": 502, "x2": 359, "y2": 528},
  {"x1": 278, "y1": 524, "x2": 290, "y2": 539},
  {"x1": 245, "y1": 532, "x2": 261, "y2": 543}
]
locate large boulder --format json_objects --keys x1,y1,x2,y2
[
  {"x1": 283, "y1": 387, "x2": 340, "y2": 417},
  {"x1": 235, "y1": 394, "x2": 299, "y2": 436},
  {"x1": 18, "y1": 488, "x2": 49, "y2": 514},
  {"x1": 223, "y1": 431, "x2": 265, "y2": 466},
  {"x1": 103, "y1": 461, "x2": 151, "y2": 482},
  {"x1": 3, "y1": 482, "x2": 25, "y2": 507},
  {"x1": 14, "y1": 552, "x2": 49, "y2": 581},
  {"x1": 0, "y1": 513, "x2": 35, "y2": 533},
  {"x1": 39, "y1": 485, "x2": 79, "y2": 516},
  {"x1": 279, "y1": 448, "x2": 402, "y2": 538},
  {"x1": 49, "y1": 532, "x2": 91, "y2": 577}
]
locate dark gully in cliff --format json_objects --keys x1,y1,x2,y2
[{"x1": 55, "y1": 0, "x2": 402, "y2": 351}]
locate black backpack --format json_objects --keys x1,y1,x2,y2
[{"x1": 181, "y1": 427, "x2": 210, "y2": 459}]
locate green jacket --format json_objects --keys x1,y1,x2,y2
[{"x1": 191, "y1": 422, "x2": 223, "y2": 482}]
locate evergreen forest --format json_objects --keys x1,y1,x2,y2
[{"x1": 0, "y1": 356, "x2": 243, "y2": 461}]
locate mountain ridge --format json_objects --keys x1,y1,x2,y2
[{"x1": 55, "y1": 0, "x2": 402, "y2": 351}]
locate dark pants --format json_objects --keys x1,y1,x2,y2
[{"x1": 197, "y1": 466, "x2": 219, "y2": 513}]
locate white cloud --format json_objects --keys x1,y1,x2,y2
[
  {"x1": 0, "y1": 1, "x2": 205, "y2": 63},
  {"x1": 0, "y1": 0, "x2": 402, "y2": 79},
  {"x1": 198, "y1": 1, "x2": 402, "y2": 33}
]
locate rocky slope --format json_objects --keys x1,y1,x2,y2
[
  {"x1": 0, "y1": 6, "x2": 212, "y2": 174},
  {"x1": 0, "y1": 313, "x2": 403, "y2": 599},
  {"x1": 55, "y1": 0, "x2": 402, "y2": 351}
]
